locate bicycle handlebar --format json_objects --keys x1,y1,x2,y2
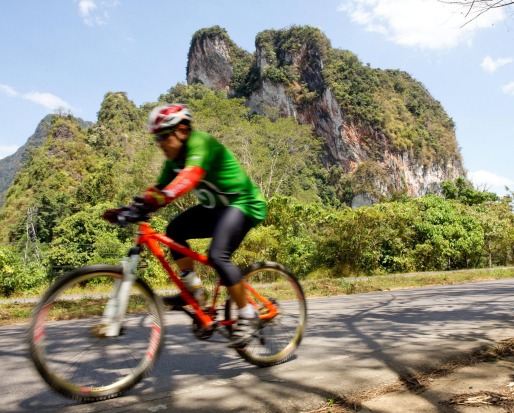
[{"x1": 103, "y1": 200, "x2": 153, "y2": 226}]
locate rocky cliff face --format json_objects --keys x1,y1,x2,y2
[
  {"x1": 186, "y1": 26, "x2": 466, "y2": 199},
  {"x1": 187, "y1": 31, "x2": 233, "y2": 90}
]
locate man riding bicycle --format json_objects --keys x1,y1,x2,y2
[{"x1": 110, "y1": 104, "x2": 266, "y2": 348}]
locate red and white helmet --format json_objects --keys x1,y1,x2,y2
[{"x1": 148, "y1": 104, "x2": 193, "y2": 134}]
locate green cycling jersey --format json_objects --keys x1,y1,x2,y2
[{"x1": 157, "y1": 130, "x2": 266, "y2": 225}]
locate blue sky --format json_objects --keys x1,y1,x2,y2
[{"x1": 1, "y1": 0, "x2": 513, "y2": 196}]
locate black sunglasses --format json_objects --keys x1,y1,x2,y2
[{"x1": 154, "y1": 130, "x2": 174, "y2": 143}]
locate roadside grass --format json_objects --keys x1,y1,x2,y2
[
  {"x1": 301, "y1": 266, "x2": 514, "y2": 297},
  {"x1": 45, "y1": 295, "x2": 152, "y2": 321},
  {"x1": 0, "y1": 302, "x2": 33, "y2": 325},
  {"x1": 1, "y1": 266, "x2": 513, "y2": 326}
]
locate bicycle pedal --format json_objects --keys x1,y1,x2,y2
[{"x1": 192, "y1": 324, "x2": 214, "y2": 340}]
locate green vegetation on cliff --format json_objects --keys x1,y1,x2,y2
[{"x1": 221, "y1": 25, "x2": 460, "y2": 166}]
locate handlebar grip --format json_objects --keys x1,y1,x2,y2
[{"x1": 102, "y1": 205, "x2": 151, "y2": 225}]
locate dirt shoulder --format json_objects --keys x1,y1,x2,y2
[{"x1": 311, "y1": 338, "x2": 514, "y2": 413}]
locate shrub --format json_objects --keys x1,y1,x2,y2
[{"x1": 0, "y1": 245, "x2": 47, "y2": 296}]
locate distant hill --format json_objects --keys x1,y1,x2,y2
[
  {"x1": 0, "y1": 115, "x2": 54, "y2": 205},
  {"x1": 0, "y1": 115, "x2": 93, "y2": 205}
]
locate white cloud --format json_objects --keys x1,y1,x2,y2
[
  {"x1": 481, "y1": 56, "x2": 513, "y2": 73},
  {"x1": 77, "y1": 0, "x2": 120, "y2": 26},
  {"x1": 0, "y1": 145, "x2": 19, "y2": 160},
  {"x1": 0, "y1": 84, "x2": 73, "y2": 111},
  {"x1": 338, "y1": 0, "x2": 505, "y2": 50},
  {"x1": 23, "y1": 91, "x2": 71, "y2": 110},
  {"x1": 78, "y1": 0, "x2": 97, "y2": 16},
  {"x1": 469, "y1": 170, "x2": 514, "y2": 195},
  {"x1": 502, "y1": 81, "x2": 514, "y2": 96},
  {"x1": 0, "y1": 84, "x2": 18, "y2": 97}
]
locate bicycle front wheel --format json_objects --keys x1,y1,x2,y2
[
  {"x1": 229, "y1": 261, "x2": 307, "y2": 367},
  {"x1": 28, "y1": 265, "x2": 164, "y2": 402}
]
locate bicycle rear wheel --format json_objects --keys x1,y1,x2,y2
[
  {"x1": 228, "y1": 261, "x2": 307, "y2": 367},
  {"x1": 28, "y1": 264, "x2": 164, "y2": 402}
]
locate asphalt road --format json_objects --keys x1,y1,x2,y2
[{"x1": 2, "y1": 278, "x2": 513, "y2": 413}]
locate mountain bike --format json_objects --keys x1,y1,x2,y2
[{"x1": 27, "y1": 205, "x2": 307, "y2": 402}]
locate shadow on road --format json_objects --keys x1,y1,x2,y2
[{"x1": 6, "y1": 279, "x2": 514, "y2": 413}]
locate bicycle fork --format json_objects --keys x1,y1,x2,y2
[{"x1": 99, "y1": 247, "x2": 141, "y2": 337}]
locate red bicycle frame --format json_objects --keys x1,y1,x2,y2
[{"x1": 135, "y1": 222, "x2": 277, "y2": 329}]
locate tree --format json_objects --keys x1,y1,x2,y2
[
  {"x1": 46, "y1": 203, "x2": 126, "y2": 274},
  {"x1": 442, "y1": 177, "x2": 498, "y2": 205},
  {"x1": 439, "y1": 1, "x2": 514, "y2": 23}
]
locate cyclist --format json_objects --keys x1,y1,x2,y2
[{"x1": 109, "y1": 104, "x2": 266, "y2": 348}]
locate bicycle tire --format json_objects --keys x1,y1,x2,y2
[
  {"x1": 27, "y1": 264, "x2": 164, "y2": 402},
  {"x1": 227, "y1": 261, "x2": 307, "y2": 367}
]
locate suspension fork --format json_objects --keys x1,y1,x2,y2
[{"x1": 101, "y1": 246, "x2": 141, "y2": 337}]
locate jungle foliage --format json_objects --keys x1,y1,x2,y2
[
  {"x1": 0, "y1": 85, "x2": 323, "y2": 295},
  {"x1": 0, "y1": 84, "x2": 511, "y2": 296}
]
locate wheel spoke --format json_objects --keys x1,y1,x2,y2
[
  {"x1": 229, "y1": 262, "x2": 307, "y2": 367},
  {"x1": 28, "y1": 266, "x2": 164, "y2": 402}
]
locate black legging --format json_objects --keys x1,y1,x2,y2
[{"x1": 166, "y1": 205, "x2": 254, "y2": 287}]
